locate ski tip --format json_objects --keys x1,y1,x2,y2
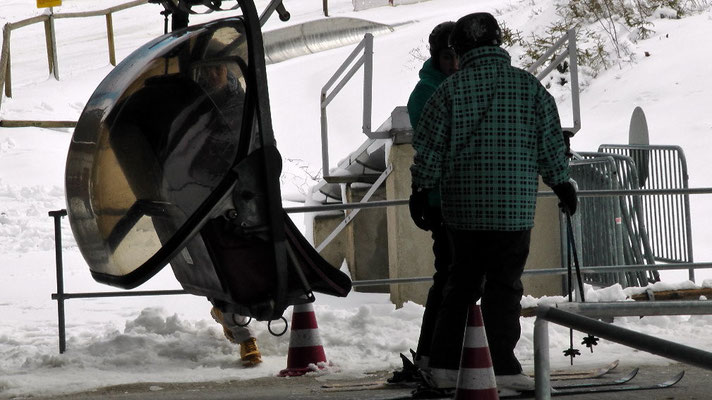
[
  {"x1": 623, "y1": 367, "x2": 640, "y2": 380},
  {"x1": 661, "y1": 370, "x2": 685, "y2": 387}
]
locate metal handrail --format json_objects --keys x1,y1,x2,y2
[
  {"x1": 315, "y1": 164, "x2": 392, "y2": 253},
  {"x1": 48, "y1": 184, "x2": 712, "y2": 353},
  {"x1": 526, "y1": 28, "x2": 581, "y2": 134},
  {"x1": 319, "y1": 33, "x2": 373, "y2": 178},
  {"x1": 285, "y1": 186, "x2": 712, "y2": 214},
  {"x1": 534, "y1": 304, "x2": 712, "y2": 399}
]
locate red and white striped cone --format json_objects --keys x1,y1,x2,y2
[
  {"x1": 278, "y1": 302, "x2": 329, "y2": 377},
  {"x1": 454, "y1": 304, "x2": 499, "y2": 400}
]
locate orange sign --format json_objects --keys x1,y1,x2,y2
[{"x1": 37, "y1": 0, "x2": 62, "y2": 8}]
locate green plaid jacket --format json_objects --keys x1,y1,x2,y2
[{"x1": 411, "y1": 46, "x2": 570, "y2": 231}]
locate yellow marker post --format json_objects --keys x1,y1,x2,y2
[{"x1": 37, "y1": 0, "x2": 62, "y2": 8}]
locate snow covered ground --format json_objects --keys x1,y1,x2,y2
[{"x1": 1, "y1": 0, "x2": 712, "y2": 398}]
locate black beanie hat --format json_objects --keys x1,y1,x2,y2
[
  {"x1": 428, "y1": 21, "x2": 456, "y2": 63},
  {"x1": 449, "y1": 13, "x2": 503, "y2": 57}
]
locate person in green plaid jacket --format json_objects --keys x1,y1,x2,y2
[
  {"x1": 388, "y1": 21, "x2": 458, "y2": 386},
  {"x1": 409, "y1": 12, "x2": 577, "y2": 395}
]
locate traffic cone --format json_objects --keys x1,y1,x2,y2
[
  {"x1": 454, "y1": 304, "x2": 499, "y2": 400},
  {"x1": 278, "y1": 302, "x2": 329, "y2": 377}
]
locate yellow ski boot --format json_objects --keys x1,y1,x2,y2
[
  {"x1": 240, "y1": 337, "x2": 263, "y2": 367},
  {"x1": 210, "y1": 307, "x2": 237, "y2": 343}
]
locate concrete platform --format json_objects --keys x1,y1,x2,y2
[{"x1": 25, "y1": 361, "x2": 712, "y2": 400}]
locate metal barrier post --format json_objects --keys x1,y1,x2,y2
[
  {"x1": 49, "y1": 209, "x2": 68, "y2": 354},
  {"x1": 533, "y1": 317, "x2": 551, "y2": 400}
]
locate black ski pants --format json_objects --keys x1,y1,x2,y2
[
  {"x1": 415, "y1": 207, "x2": 452, "y2": 361},
  {"x1": 427, "y1": 228, "x2": 531, "y2": 375}
]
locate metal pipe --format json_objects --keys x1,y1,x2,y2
[
  {"x1": 320, "y1": 94, "x2": 330, "y2": 178},
  {"x1": 553, "y1": 301, "x2": 712, "y2": 318},
  {"x1": 527, "y1": 30, "x2": 570, "y2": 73},
  {"x1": 321, "y1": 39, "x2": 366, "y2": 93},
  {"x1": 259, "y1": 0, "x2": 283, "y2": 26},
  {"x1": 536, "y1": 305, "x2": 712, "y2": 370},
  {"x1": 535, "y1": 50, "x2": 568, "y2": 81},
  {"x1": 284, "y1": 187, "x2": 712, "y2": 214},
  {"x1": 315, "y1": 165, "x2": 392, "y2": 253},
  {"x1": 51, "y1": 289, "x2": 187, "y2": 300},
  {"x1": 349, "y1": 261, "x2": 712, "y2": 287},
  {"x1": 534, "y1": 318, "x2": 551, "y2": 400},
  {"x1": 323, "y1": 54, "x2": 365, "y2": 107},
  {"x1": 567, "y1": 29, "x2": 581, "y2": 132},
  {"x1": 362, "y1": 33, "x2": 373, "y2": 135},
  {"x1": 351, "y1": 276, "x2": 433, "y2": 287},
  {"x1": 49, "y1": 209, "x2": 67, "y2": 354}
]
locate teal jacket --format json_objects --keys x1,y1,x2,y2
[
  {"x1": 407, "y1": 58, "x2": 447, "y2": 129},
  {"x1": 407, "y1": 58, "x2": 447, "y2": 207},
  {"x1": 411, "y1": 46, "x2": 570, "y2": 231}
]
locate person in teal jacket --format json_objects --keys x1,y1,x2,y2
[
  {"x1": 388, "y1": 22, "x2": 458, "y2": 386},
  {"x1": 409, "y1": 13, "x2": 577, "y2": 396},
  {"x1": 407, "y1": 22, "x2": 458, "y2": 129}
]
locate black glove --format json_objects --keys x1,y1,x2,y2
[
  {"x1": 562, "y1": 130, "x2": 574, "y2": 158},
  {"x1": 409, "y1": 188, "x2": 433, "y2": 231},
  {"x1": 553, "y1": 181, "x2": 577, "y2": 216}
]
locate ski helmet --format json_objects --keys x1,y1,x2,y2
[
  {"x1": 428, "y1": 21, "x2": 456, "y2": 64},
  {"x1": 449, "y1": 13, "x2": 503, "y2": 56}
]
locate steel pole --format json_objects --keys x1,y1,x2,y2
[
  {"x1": 534, "y1": 318, "x2": 551, "y2": 400},
  {"x1": 49, "y1": 209, "x2": 67, "y2": 354}
]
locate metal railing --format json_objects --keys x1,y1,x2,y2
[
  {"x1": 315, "y1": 164, "x2": 392, "y2": 253},
  {"x1": 600, "y1": 145, "x2": 693, "y2": 269},
  {"x1": 534, "y1": 302, "x2": 712, "y2": 399},
  {"x1": 526, "y1": 28, "x2": 581, "y2": 134},
  {"x1": 319, "y1": 33, "x2": 373, "y2": 180},
  {"x1": 284, "y1": 186, "x2": 712, "y2": 287},
  {"x1": 569, "y1": 145, "x2": 694, "y2": 289},
  {"x1": 0, "y1": 0, "x2": 149, "y2": 111},
  {"x1": 50, "y1": 186, "x2": 712, "y2": 352},
  {"x1": 312, "y1": 28, "x2": 583, "y2": 264},
  {"x1": 49, "y1": 210, "x2": 188, "y2": 354}
]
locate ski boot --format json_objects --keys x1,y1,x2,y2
[
  {"x1": 210, "y1": 307, "x2": 238, "y2": 343},
  {"x1": 239, "y1": 337, "x2": 263, "y2": 367},
  {"x1": 210, "y1": 307, "x2": 263, "y2": 367},
  {"x1": 387, "y1": 350, "x2": 424, "y2": 386}
]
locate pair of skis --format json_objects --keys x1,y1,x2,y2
[
  {"x1": 320, "y1": 361, "x2": 685, "y2": 399},
  {"x1": 320, "y1": 360, "x2": 622, "y2": 392},
  {"x1": 503, "y1": 369, "x2": 684, "y2": 398}
]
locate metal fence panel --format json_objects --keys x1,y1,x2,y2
[{"x1": 599, "y1": 145, "x2": 693, "y2": 274}]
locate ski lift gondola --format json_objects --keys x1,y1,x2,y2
[{"x1": 64, "y1": 0, "x2": 351, "y2": 322}]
